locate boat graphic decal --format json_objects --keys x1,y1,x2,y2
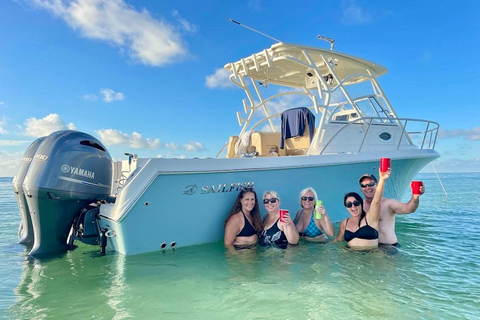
[
  {"x1": 183, "y1": 184, "x2": 197, "y2": 195},
  {"x1": 58, "y1": 176, "x2": 110, "y2": 189}
]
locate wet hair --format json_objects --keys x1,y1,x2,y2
[
  {"x1": 299, "y1": 187, "x2": 318, "y2": 207},
  {"x1": 224, "y1": 187, "x2": 263, "y2": 232},
  {"x1": 344, "y1": 192, "x2": 366, "y2": 226},
  {"x1": 263, "y1": 190, "x2": 280, "y2": 201}
]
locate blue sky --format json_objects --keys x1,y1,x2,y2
[{"x1": 0, "y1": 0, "x2": 479, "y2": 177}]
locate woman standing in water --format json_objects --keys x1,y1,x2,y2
[
  {"x1": 224, "y1": 187, "x2": 263, "y2": 250},
  {"x1": 332, "y1": 168, "x2": 390, "y2": 250},
  {"x1": 259, "y1": 191, "x2": 299, "y2": 248},
  {"x1": 293, "y1": 187, "x2": 335, "y2": 242}
]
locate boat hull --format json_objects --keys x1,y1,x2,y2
[{"x1": 99, "y1": 149, "x2": 439, "y2": 255}]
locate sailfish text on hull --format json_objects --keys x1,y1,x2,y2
[{"x1": 200, "y1": 182, "x2": 254, "y2": 194}]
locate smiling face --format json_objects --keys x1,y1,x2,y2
[
  {"x1": 241, "y1": 192, "x2": 256, "y2": 213},
  {"x1": 263, "y1": 192, "x2": 280, "y2": 214},
  {"x1": 301, "y1": 191, "x2": 315, "y2": 210},
  {"x1": 345, "y1": 196, "x2": 362, "y2": 217},
  {"x1": 359, "y1": 178, "x2": 377, "y2": 201}
]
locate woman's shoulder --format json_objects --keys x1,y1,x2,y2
[
  {"x1": 227, "y1": 211, "x2": 244, "y2": 224},
  {"x1": 293, "y1": 209, "x2": 303, "y2": 223},
  {"x1": 293, "y1": 209, "x2": 303, "y2": 218}
]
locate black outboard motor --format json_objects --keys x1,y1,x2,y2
[
  {"x1": 12, "y1": 136, "x2": 46, "y2": 245},
  {"x1": 22, "y1": 130, "x2": 113, "y2": 257}
]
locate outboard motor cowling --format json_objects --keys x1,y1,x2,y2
[
  {"x1": 22, "y1": 130, "x2": 113, "y2": 257},
  {"x1": 12, "y1": 136, "x2": 46, "y2": 245}
]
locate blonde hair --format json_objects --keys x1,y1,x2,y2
[
  {"x1": 263, "y1": 190, "x2": 280, "y2": 201},
  {"x1": 299, "y1": 187, "x2": 318, "y2": 207}
]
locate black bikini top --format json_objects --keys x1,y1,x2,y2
[
  {"x1": 237, "y1": 212, "x2": 256, "y2": 237},
  {"x1": 344, "y1": 217, "x2": 378, "y2": 242}
]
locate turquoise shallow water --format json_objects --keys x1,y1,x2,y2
[{"x1": 1, "y1": 173, "x2": 479, "y2": 319}]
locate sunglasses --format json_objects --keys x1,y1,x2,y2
[
  {"x1": 263, "y1": 198, "x2": 278, "y2": 204},
  {"x1": 360, "y1": 182, "x2": 376, "y2": 188},
  {"x1": 241, "y1": 187, "x2": 255, "y2": 192},
  {"x1": 301, "y1": 196, "x2": 315, "y2": 201},
  {"x1": 345, "y1": 200, "x2": 361, "y2": 208}
]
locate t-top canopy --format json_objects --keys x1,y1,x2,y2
[{"x1": 224, "y1": 42, "x2": 388, "y2": 88}]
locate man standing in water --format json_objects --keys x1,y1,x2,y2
[{"x1": 358, "y1": 173, "x2": 425, "y2": 246}]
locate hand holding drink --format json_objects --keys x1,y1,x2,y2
[
  {"x1": 279, "y1": 209, "x2": 289, "y2": 223},
  {"x1": 315, "y1": 200, "x2": 323, "y2": 219},
  {"x1": 380, "y1": 157, "x2": 391, "y2": 172},
  {"x1": 411, "y1": 181, "x2": 424, "y2": 195}
]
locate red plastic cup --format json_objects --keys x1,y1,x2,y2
[
  {"x1": 411, "y1": 181, "x2": 424, "y2": 195},
  {"x1": 380, "y1": 157, "x2": 391, "y2": 172},
  {"x1": 279, "y1": 209, "x2": 289, "y2": 223}
]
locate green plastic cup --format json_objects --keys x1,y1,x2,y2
[{"x1": 315, "y1": 200, "x2": 323, "y2": 219}]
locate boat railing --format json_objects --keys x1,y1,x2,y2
[
  {"x1": 216, "y1": 115, "x2": 439, "y2": 158},
  {"x1": 216, "y1": 142, "x2": 229, "y2": 158},
  {"x1": 318, "y1": 117, "x2": 439, "y2": 155}
]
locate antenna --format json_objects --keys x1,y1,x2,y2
[
  {"x1": 317, "y1": 35, "x2": 335, "y2": 50},
  {"x1": 227, "y1": 18, "x2": 282, "y2": 43}
]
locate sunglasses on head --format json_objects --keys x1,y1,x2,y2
[
  {"x1": 263, "y1": 198, "x2": 278, "y2": 204},
  {"x1": 301, "y1": 196, "x2": 315, "y2": 201},
  {"x1": 345, "y1": 200, "x2": 361, "y2": 208},
  {"x1": 241, "y1": 187, "x2": 255, "y2": 192},
  {"x1": 360, "y1": 182, "x2": 376, "y2": 188}
]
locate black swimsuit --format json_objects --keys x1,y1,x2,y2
[
  {"x1": 237, "y1": 212, "x2": 256, "y2": 237},
  {"x1": 259, "y1": 218, "x2": 288, "y2": 248},
  {"x1": 344, "y1": 217, "x2": 378, "y2": 242}
]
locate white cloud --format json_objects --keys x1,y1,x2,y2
[
  {"x1": 0, "y1": 101, "x2": 6, "y2": 107},
  {"x1": 100, "y1": 88, "x2": 125, "y2": 102},
  {"x1": 0, "y1": 150, "x2": 24, "y2": 177},
  {"x1": 83, "y1": 93, "x2": 98, "y2": 101},
  {"x1": 0, "y1": 140, "x2": 32, "y2": 146},
  {"x1": 438, "y1": 127, "x2": 480, "y2": 141},
  {"x1": 205, "y1": 68, "x2": 234, "y2": 88},
  {"x1": 184, "y1": 141, "x2": 204, "y2": 152},
  {"x1": 24, "y1": 114, "x2": 76, "y2": 137},
  {"x1": 165, "y1": 142, "x2": 179, "y2": 150},
  {"x1": 163, "y1": 140, "x2": 205, "y2": 151},
  {"x1": 0, "y1": 116, "x2": 8, "y2": 134},
  {"x1": 172, "y1": 10, "x2": 197, "y2": 33},
  {"x1": 248, "y1": 0, "x2": 262, "y2": 12},
  {"x1": 157, "y1": 153, "x2": 186, "y2": 159},
  {"x1": 27, "y1": 0, "x2": 188, "y2": 66},
  {"x1": 83, "y1": 88, "x2": 125, "y2": 102},
  {"x1": 95, "y1": 129, "x2": 160, "y2": 149},
  {"x1": 341, "y1": 0, "x2": 371, "y2": 26},
  {"x1": 261, "y1": 89, "x2": 311, "y2": 116}
]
